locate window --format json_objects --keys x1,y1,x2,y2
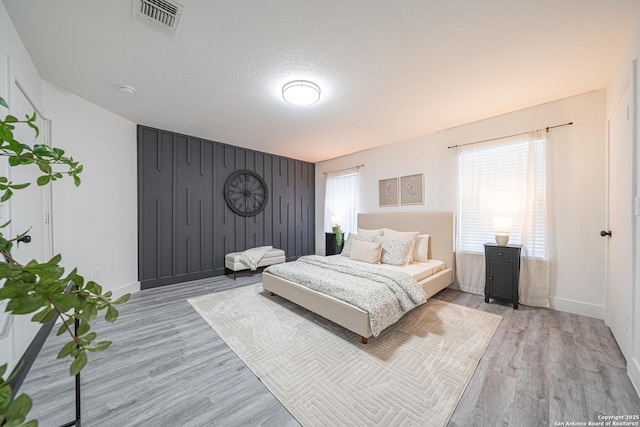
[
  {"x1": 457, "y1": 130, "x2": 547, "y2": 259},
  {"x1": 324, "y1": 167, "x2": 360, "y2": 235}
]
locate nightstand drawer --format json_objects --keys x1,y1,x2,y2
[{"x1": 485, "y1": 246, "x2": 515, "y2": 262}]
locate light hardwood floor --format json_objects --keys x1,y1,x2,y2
[{"x1": 20, "y1": 274, "x2": 640, "y2": 427}]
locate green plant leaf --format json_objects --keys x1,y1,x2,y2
[
  {"x1": 0, "y1": 188, "x2": 13, "y2": 202},
  {"x1": 0, "y1": 283, "x2": 32, "y2": 299},
  {"x1": 112, "y1": 293, "x2": 131, "y2": 305},
  {"x1": 9, "y1": 183, "x2": 29, "y2": 190},
  {"x1": 49, "y1": 293, "x2": 80, "y2": 312},
  {"x1": 36, "y1": 175, "x2": 50, "y2": 186},
  {"x1": 6, "y1": 393, "x2": 32, "y2": 424},
  {"x1": 0, "y1": 96, "x2": 8, "y2": 109},
  {"x1": 37, "y1": 163, "x2": 51, "y2": 174},
  {"x1": 105, "y1": 305, "x2": 118, "y2": 323},
  {"x1": 30, "y1": 307, "x2": 56, "y2": 324},
  {"x1": 56, "y1": 341, "x2": 77, "y2": 359},
  {"x1": 76, "y1": 321, "x2": 90, "y2": 337},
  {"x1": 80, "y1": 332, "x2": 97, "y2": 342},
  {"x1": 0, "y1": 383, "x2": 10, "y2": 403},
  {"x1": 86, "y1": 281, "x2": 102, "y2": 295},
  {"x1": 6, "y1": 296, "x2": 46, "y2": 315},
  {"x1": 69, "y1": 351, "x2": 87, "y2": 377},
  {"x1": 85, "y1": 341, "x2": 111, "y2": 353},
  {"x1": 8, "y1": 156, "x2": 20, "y2": 167},
  {"x1": 56, "y1": 319, "x2": 74, "y2": 336}
]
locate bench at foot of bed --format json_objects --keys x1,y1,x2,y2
[{"x1": 224, "y1": 248, "x2": 285, "y2": 279}]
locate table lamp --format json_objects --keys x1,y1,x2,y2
[{"x1": 493, "y1": 216, "x2": 512, "y2": 246}]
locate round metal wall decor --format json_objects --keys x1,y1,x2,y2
[{"x1": 224, "y1": 169, "x2": 269, "y2": 217}]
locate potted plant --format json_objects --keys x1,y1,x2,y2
[{"x1": 0, "y1": 96, "x2": 128, "y2": 427}]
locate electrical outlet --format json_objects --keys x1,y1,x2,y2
[{"x1": 93, "y1": 268, "x2": 102, "y2": 279}]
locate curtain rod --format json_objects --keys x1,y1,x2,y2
[
  {"x1": 323, "y1": 164, "x2": 364, "y2": 175},
  {"x1": 446, "y1": 122, "x2": 573, "y2": 149}
]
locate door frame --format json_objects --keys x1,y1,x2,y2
[
  {"x1": 605, "y1": 81, "x2": 633, "y2": 361},
  {"x1": 13, "y1": 78, "x2": 54, "y2": 260}
]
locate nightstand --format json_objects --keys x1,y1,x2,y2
[
  {"x1": 484, "y1": 243, "x2": 521, "y2": 309},
  {"x1": 325, "y1": 232, "x2": 343, "y2": 256}
]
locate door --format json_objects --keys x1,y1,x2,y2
[
  {"x1": 606, "y1": 85, "x2": 632, "y2": 361},
  {"x1": 0, "y1": 77, "x2": 48, "y2": 373}
]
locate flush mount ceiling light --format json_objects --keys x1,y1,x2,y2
[
  {"x1": 117, "y1": 84, "x2": 136, "y2": 95},
  {"x1": 282, "y1": 80, "x2": 321, "y2": 106}
]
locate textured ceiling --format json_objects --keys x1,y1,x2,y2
[{"x1": 3, "y1": 0, "x2": 639, "y2": 162}]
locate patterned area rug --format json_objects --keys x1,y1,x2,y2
[{"x1": 189, "y1": 283, "x2": 501, "y2": 427}]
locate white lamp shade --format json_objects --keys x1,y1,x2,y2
[
  {"x1": 330, "y1": 216, "x2": 340, "y2": 226},
  {"x1": 282, "y1": 80, "x2": 321, "y2": 106},
  {"x1": 493, "y1": 216, "x2": 513, "y2": 234}
]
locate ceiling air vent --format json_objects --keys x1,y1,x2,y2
[{"x1": 132, "y1": 0, "x2": 184, "y2": 37}]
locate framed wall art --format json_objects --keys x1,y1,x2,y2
[
  {"x1": 400, "y1": 174, "x2": 424, "y2": 205},
  {"x1": 378, "y1": 178, "x2": 398, "y2": 207}
]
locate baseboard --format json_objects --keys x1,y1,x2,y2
[
  {"x1": 111, "y1": 281, "x2": 140, "y2": 299},
  {"x1": 548, "y1": 296, "x2": 605, "y2": 319},
  {"x1": 629, "y1": 356, "x2": 640, "y2": 398},
  {"x1": 449, "y1": 282, "x2": 483, "y2": 295}
]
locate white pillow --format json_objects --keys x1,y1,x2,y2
[
  {"x1": 358, "y1": 228, "x2": 384, "y2": 236},
  {"x1": 383, "y1": 228, "x2": 420, "y2": 240},
  {"x1": 341, "y1": 233, "x2": 376, "y2": 257},
  {"x1": 374, "y1": 236, "x2": 415, "y2": 266},
  {"x1": 413, "y1": 234, "x2": 430, "y2": 262},
  {"x1": 350, "y1": 239, "x2": 382, "y2": 264}
]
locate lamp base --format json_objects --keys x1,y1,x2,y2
[{"x1": 495, "y1": 234, "x2": 510, "y2": 246}]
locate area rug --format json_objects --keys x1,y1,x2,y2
[{"x1": 188, "y1": 284, "x2": 501, "y2": 427}]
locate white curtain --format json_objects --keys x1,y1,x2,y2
[
  {"x1": 324, "y1": 167, "x2": 360, "y2": 236},
  {"x1": 455, "y1": 130, "x2": 551, "y2": 308}
]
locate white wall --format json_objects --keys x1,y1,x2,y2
[
  {"x1": 43, "y1": 81, "x2": 139, "y2": 299},
  {"x1": 1, "y1": 1, "x2": 139, "y2": 376},
  {"x1": 607, "y1": 9, "x2": 640, "y2": 397},
  {"x1": 316, "y1": 89, "x2": 607, "y2": 319}
]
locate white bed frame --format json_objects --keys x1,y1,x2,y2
[{"x1": 262, "y1": 211, "x2": 455, "y2": 343}]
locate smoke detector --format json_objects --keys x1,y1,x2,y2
[{"x1": 132, "y1": 0, "x2": 184, "y2": 37}]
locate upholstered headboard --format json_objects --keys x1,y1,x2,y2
[{"x1": 357, "y1": 211, "x2": 454, "y2": 269}]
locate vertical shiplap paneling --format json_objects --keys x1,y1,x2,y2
[
  {"x1": 263, "y1": 153, "x2": 274, "y2": 247},
  {"x1": 286, "y1": 159, "x2": 296, "y2": 260},
  {"x1": 213, "y1": 142, "x2": 235, "y2": 275},
  {"x1": 174, "y1": 134, "x2": 189, "y2": 277},
  {"x1": 246, "y1": 150, "x2": 266, "y2": 249},
  {"x1": 201, "y1": 141, "x2": 215, "y2": 272},
  {"x1": 138, "y1": 125, "x2": 314, "y2": 288},
  {"x1": 138, "y1": 127, "x2": 176, "y2": 286},
  {"x1": 271, "y1": 156, "x2": 288, "y2": 253}
]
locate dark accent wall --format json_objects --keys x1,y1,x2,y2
[{"x1": 137, "y1": 125, "x2": 315, "y2": 289}]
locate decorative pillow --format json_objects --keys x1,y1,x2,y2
[
  {"x1": 374, "y1": 236, "x2": 415, "y2": 266},
  {"x1": 383, "y1": 228, "x2": 420, "y2": 240},
  {"x1": 350, "y1": 239, "x2": 382, "y2": 264},
  {"x1": 341, "y1": 233, "x2": 376, "y2": 257},
  {"x1": 413, "y1": 234, "x2": 430, "y2": 262},
  {"x1": 358, "y1": 228, "x2": 384, "y2": 236}
]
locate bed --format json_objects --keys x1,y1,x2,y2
[{"x1": 262, "y1": 211, "x2": 454, "y2": 343}]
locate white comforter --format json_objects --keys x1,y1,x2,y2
[{"x1": 265, "y1": 255, "x2": 426, "y2": 336}]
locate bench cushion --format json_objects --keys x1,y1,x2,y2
[{"x1": 225, "y1": 248, "x2": 286, "y2": 272}]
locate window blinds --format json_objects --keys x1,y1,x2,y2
[
  {"x1": 457, "y1": 132, "x2": 546, "y2": 258},
  {"x1": 324, "y1": 168, "x2": 360, "y2": 235}
]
